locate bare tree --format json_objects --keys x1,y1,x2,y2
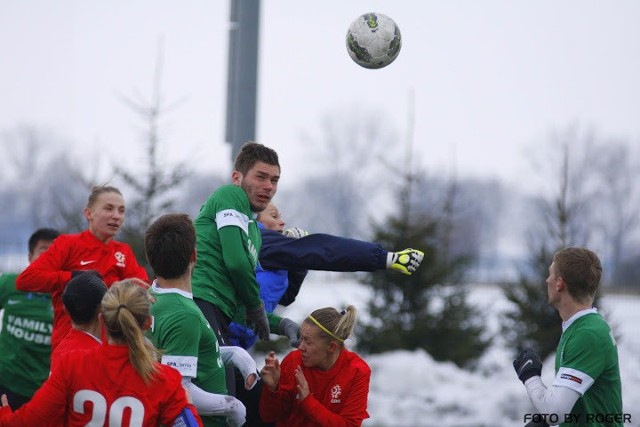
[
  {"x1": 281, "y1": 107, "x2": 399, "y2": 239},
  {"x1": 113, "y1": 40, "x2": 190, "y2": 253}
]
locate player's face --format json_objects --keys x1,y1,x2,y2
[
  {"x1": 257, "y1": 203, "x2": 285, "y2": 232},
  {"x1": 233, "y1": 161, "x2": 280, "y2": 213},
  {"x1": 28, "y1": 240, "x2": 54, "y2": 263},
  {"x1": 546, "y1": 262, "x2": 560, "y2": 307},
  {"x1": 298, "y1": 322, "x2": 332, "y2": 369},
  {"x1": 85, "y1": 192, "x2": 126, "y2": 243}
]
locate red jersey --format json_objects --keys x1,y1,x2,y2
[
  {"x1": 0, "y1": 342, "x2": 201, "y2": 427},
  {"x1": 260, "y1": 349, "x2": 371, "y2": 427},
  {"x1": 16, "y1": 230, "x2": 148, "y2": 349},
  {"x1": 50, "y1": 328, "x2": 101, "y2": 372}
]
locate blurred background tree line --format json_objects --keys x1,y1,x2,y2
[{"x1": 1, "y1": 102, "x2": 639, "y2": 368}]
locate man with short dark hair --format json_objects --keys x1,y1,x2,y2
[
  {"x1": 513, "y1": 247, "x2": 622, "y2": 426},
  {"x1": 192, "y1": 142, "x2": 280, "y2": 346},
  {"x1": 146, "y1": 213, "x2": 257, "y2": 427},
  {"x1": 0, "y1": 228, "x2": 59, "y2": 409}
]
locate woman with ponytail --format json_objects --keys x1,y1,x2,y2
[
  {"x1": 0, "y1": 279, "x2": 202, "y2": 427},
  {"x1": 259, "y1": 305, "x2": 371, "y2": 427}
]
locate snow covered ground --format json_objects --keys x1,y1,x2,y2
[{"x1": 266, "y1": 272, "x2": 640, "y2": 427}]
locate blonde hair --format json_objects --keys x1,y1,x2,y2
[
  {"x1": 86, "y1": 185, "x2": 122, "y2": 209},
  {"x1": 101, "y1": 278, "x2": 158, "y2": 383},
  {"x1": 305, "y1": 305, "x2": 357, "y2": 346}
]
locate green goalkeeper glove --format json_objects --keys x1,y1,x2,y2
[{"x1": 387, "y1": 248, "x2": 424, "y2": 275}]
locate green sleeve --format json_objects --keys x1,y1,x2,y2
[
  {"x1": 267, "y1": 312, "x2": 282, "y2": 332},
  {"x1": 218, "y1": 226, "x2": 262, "y2": 311}
]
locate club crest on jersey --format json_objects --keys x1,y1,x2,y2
[
  {"x1": 115, "y1": 251, "x2": 126, "y2": 267},
  {"x1": 330, "y1": 384, "x2": 342, "y2": 403}
]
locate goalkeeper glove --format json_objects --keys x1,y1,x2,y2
[
  {"x1": 283, "y1": 227, "x2": 309, "y2": 238},
  {"x1": 387, "y1": 248, "x2": 424, "y2": 275}
]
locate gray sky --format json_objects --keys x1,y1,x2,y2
[{"x1": 2, "y1": 1, "x2": 639, "y2": 193}]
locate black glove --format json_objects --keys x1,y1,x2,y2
[
  {"x1": 71, "y1": 269, "x2": 103, "y2": 279},
  {"x1": 246, "y1": 304, "x2": 270, "y2": 341},
  {"x1": 279, "y1": 318, "x2": 301, "y2": 348},
  {"x1": 513, "y1": 347, "x2": 543, "y2": 384}
]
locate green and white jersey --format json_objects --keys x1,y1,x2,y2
[
  {"x1": 555, "y1": 308, "x2": 622, "y2": 426},
  {"x1": 0, "y1": 272, "x2": 53, "y2": 397},
  {"x1": 148, "y1": 284, "x2": 227, "y2": 427},
  {"x1": 192, "y1": 184, "x2": 262, "y2": 319}
]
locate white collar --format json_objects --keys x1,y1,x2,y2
[
  {"x1": 562, "y1": 307, "x2": 598, "y2": 332},
  {"x1": 151, "y1": 280, "x2": 193, "y2": 299}
]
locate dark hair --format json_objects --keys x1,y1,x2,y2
[
  {"x1": 233, "y1": 142, "x2": 280, "y2": 175},
  {"x1": 87, "y1": 185, "x2": 122, "y2": 209},
  {"x1": 28, "y1": 228, "x2": 60, "y2": 255},
  {"x1": 552, "y1": 247, "x2": 602, "y2": 302},
  {"x1": 102, "y1": 278, "x2": 157, "y2": 383},
  {"x1": 144, "y1": 214, "x2": 195, "y2": 279},
  {"x1": 62, "y1": 272, "x2": 108, "y2": 325},
  {"x1": 304, "y1": 305, "x2": 357, "y2": 347}
]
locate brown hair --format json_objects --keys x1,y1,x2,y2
[
  {"x1": 86, "y1": 185, "x2": 123, "y2": 209},
  {"x1": 552, "y1": 247, "x2": 602, "y2": 302},
  {"x1": 145, "y1": 213, "x2": 195, "y2": 279},
  {"x1": 304, "y1": 305, "x2": 357, "y2": 347},
  {"x1": 101, "y1": 278, "x2": 158, "y2": 383},
  {"x1": 233, "y1": 142, "x2": 280, "y2": 175}
]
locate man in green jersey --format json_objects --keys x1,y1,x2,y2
[
  {"x1": 513, "y1": 247, "x2": 623, "y2": 427},
  {"x1": 192, "y1": 142, "x2": 280, "y2": 346},
  {"x1": 145, "y1": 213, "x2": 259, "y2": 427},
  {"x1": 0, "y1": 228, "x2": 59, "y2": 409}
]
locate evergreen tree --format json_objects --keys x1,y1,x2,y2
[{"x1": 357, "y1": 178, "x2": 491, "y2": 368}]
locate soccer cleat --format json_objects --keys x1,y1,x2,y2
[{"x1": 389, "y1": 248, "x2": 424, "y2": 275}]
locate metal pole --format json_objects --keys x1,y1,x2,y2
[{"x1": 225, "y1": 0, "x2": 260, "y2": 163}]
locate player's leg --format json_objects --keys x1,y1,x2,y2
[{"x1": 193, "y1": 298, "x2": 237, "y2": 396}]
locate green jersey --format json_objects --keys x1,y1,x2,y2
[
  {"x1": 0, "y1": 273, "x2": 53, "y2": 397},
  {"x1": 148, "y1": 284, "x2": 227, "y2": 427},
  {"x1": 192, "y1": 184, "x2": 262, "y2": 319},
  {"x1": 555, "y1": 309, "x2": 622, "y2": 426}
]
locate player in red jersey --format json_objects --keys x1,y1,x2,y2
[
  {"x1": 50, "y1": 271, "x2": 107, "y2": 371},
  {"x1": 0, "y1": 279, "x2": 202, "y2": 427},
  {"x1": 259, "y1": 305, "x2": 371, "y2": 427},
  {"x1": 16, "y1": 185, "x2": 149, "y2": 349}
]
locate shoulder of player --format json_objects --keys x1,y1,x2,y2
[
  {"x1": 342, "y1": 349, "x2": 372, "y2": 374},
  {"x1": 151, "y1": 297, "x2": 205, "y2": 325}
]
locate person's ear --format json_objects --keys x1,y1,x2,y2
[
  {"x1": 231, "y1": 171, "x2": 243, "y2": 185},
  {"x1": 328, "y1": 341, "x2": 339, "y2": 353},
  {"x1": 84, "y1": 207, "x2": 92, "y2": 221}
]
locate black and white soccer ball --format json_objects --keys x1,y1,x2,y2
[{"x1": 346, "y1": 12, "x2": 402, "y2": 69}]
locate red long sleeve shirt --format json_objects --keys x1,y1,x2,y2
[
  {"x1": 260, "y1": 349, "x2": 371, "y2": 427},
  {"x1": 16, "y1": 230, "x2": 148, "y2": 349},
  {"x1": 0, "y1": 343, "x2": 201, "y2": 427},
  {"x1": 50, "y1": 328, "x2": 101, "y2": 372}
]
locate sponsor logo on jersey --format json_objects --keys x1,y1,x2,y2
[
  {"x1": 330, "y1": 384, "x2": 342, "y2": 403},
  {"x1": 115, "y1": 251, "x2": 126, "y2": 267},
  {"x1": 560, "y1": 373, "x2": 583, "y2": 384},
  {"x1": 247, "y1": 239, "x2": 259, "y2": 266},
  {"x1": 80, "y1": 260, "x2": 96, "y2": 266},
  {"x1": 7, "y1": 299, "x2": 20, "y2": 305}
]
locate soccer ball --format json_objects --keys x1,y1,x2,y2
[{"x1": 346, "y1": 12, "x2": 402, "y2": 69}]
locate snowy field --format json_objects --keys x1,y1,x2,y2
[{"x1": 267, "y1": 272, "x2": 640, "y2": 427}]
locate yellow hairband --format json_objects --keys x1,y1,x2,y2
[{"x1": 308, "y1": 315, "x2": 344, "y2": 343}]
